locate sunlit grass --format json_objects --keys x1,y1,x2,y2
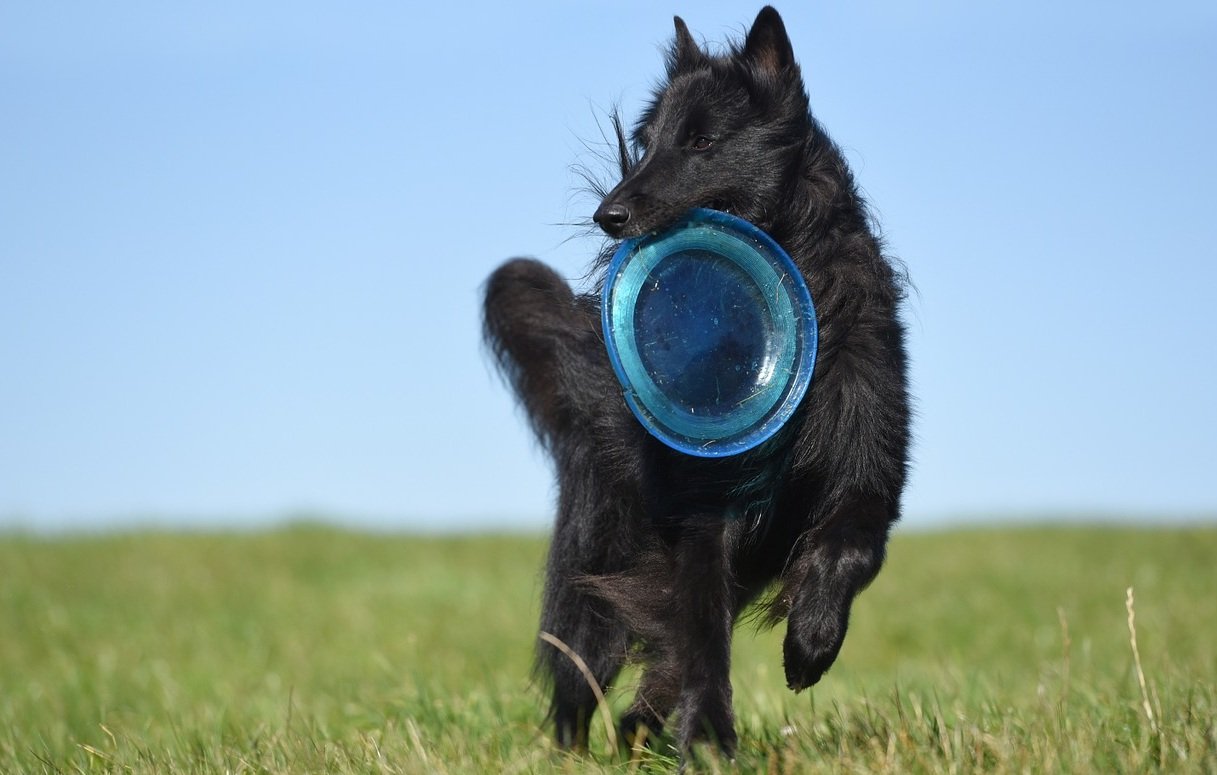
[{"x1": 0, "y1": 524, "x2": 1213, "y2": 772}]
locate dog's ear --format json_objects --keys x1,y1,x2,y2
[
  {"x1": 667, "y1": 16, "x2": 708, "y2": 75},
  {"x1": 743, "y1": 6, "x2": 794, "y2": 74}
]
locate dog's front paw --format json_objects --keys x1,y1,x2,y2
[
  {"x1": 782, "y1": 608, "x2": 846, "y2": 692},
  {"x1": 676, "y1": 691, "x2": 737, "y2": 758}
]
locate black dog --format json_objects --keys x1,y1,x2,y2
[{"x1": 483, "y1": 6, "x2": 910, "y2": 756}]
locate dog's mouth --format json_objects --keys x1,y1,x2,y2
[
  {"x1": 638, "y1": 201, "x2": 734, "y2": 238},
  {"x1": 597, "y1": 200, "x2": 737, "y2": 240}
]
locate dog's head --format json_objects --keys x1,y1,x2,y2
[{"x1": 593, "y1": 7, "x2": 812, "y2": 239}]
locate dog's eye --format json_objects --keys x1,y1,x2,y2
[{"x1": 691, "y1": 135, "x2": 714, "y2": 151}]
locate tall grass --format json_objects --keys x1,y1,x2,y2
[{"x1": 0, "y1": 524, "x2": 1213, "y2": 772}]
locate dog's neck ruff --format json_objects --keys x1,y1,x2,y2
[{"x1": 601, "y1": 208, "x2": 818, "y2": 458}]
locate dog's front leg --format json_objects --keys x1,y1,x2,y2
[
  {"x1": 669, "y1": 520, "x2": 738, "y2": 757},
  {"x1": 779, "y1": 493, "x2": 894, "y2": 691}
]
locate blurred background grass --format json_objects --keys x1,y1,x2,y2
[{"x1": 1, "y1": 524, "x2": 1213, "y2": 772}]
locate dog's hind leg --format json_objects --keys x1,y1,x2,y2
[
  {"x1": 619, "y1": 656, "x2": 681, "y2": 749},
  {"x1": 538, "y1": 446, "x2": 640, "y2": 750},
  {"x1": 484, "y1": 257, "x2": 642, "y2": 749}
]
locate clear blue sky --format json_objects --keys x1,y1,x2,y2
[{"x1": 2, "y1": 2, "x2": 1214, "y2": 531}]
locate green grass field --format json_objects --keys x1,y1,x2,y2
[{"x1": 1, "y1": 524, "x2": 1213, "y2": 773}]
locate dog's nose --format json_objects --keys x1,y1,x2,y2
[{"x1": 593, "y1": 202, "x2": 631, "y2": 234}]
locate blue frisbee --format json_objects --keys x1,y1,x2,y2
[{"x1": 602, "y1": 208, "x2": 818, "y2": 457}]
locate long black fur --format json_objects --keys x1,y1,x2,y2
[{"x1": 483, "y1": 6, "x2": 910, "y2": 757}]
